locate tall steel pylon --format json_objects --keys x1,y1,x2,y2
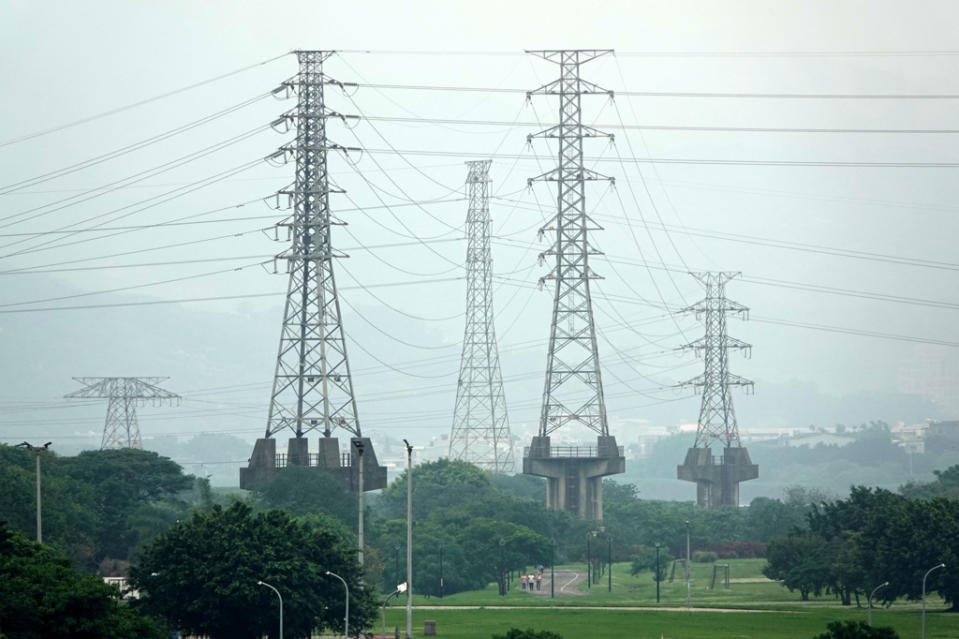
[
  {"x1": 680, "y1": 272, "x2": 753, "y2": 447},
  {"x1": 527, "y1": 49, "x2": 614, "y2": 438},
  {"x1": 264, "y1": 50, "x2": 362, "y2": 440},
  {"x1": 449, "y1": 160, "x2": 513, "y2": 472},
  {"x1": 64, "y1": 377, "x2": 179, "y2": 449}
]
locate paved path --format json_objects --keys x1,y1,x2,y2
[{"x1": 414, "y1": 605, "x2": 795, "y2": 613}]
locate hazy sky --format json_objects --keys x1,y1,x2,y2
[{"x1": 1, "y1": 0, "x2": 958, "y2": 462}]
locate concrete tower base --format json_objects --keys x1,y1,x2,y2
[
  {"x1": 677, "y1": 447, "x2": 758, "y2": 508},
  {"x1": 239, "y1": 436, "x2": 387, "y2": 491},
  {"x1": 523, "y1": 435, "x2": 625, "y2": 520}
]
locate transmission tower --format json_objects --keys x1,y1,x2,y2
[
  {"x1": 449, "y1": 160, "x2": 514, "y2": 473},
  {"x1": 64, "y1": 377, "x2": 179, "y2": 450},
  {"x1": 522, "y1": 50, "x2": 624, "y2": 519},
  {"x1": 241, "y1": 50, "x2": 385, "y2": 491},
  {"x1": 677, "y1": 272, "x2": 758, "y2": 508}
]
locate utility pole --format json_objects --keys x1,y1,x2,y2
[
  {"x1": 64, "y1": 377, "x2": 178, "y2": 449},
  {"x1": 353, "y1": 439, "x2": 365, "y2": 567},
  {"x1": 449, "y1": 160, "x2": 514, "y2": 473},
  {"x1": 522, "y1": 49, "x2": 624, "y2": 520},
  {"x1": 16, "y1": 441, "x2": 51, "y2": 543},
  {"x1": 677, "y1": 272, "x2": 758, "y2": 507},
  {"x1": 404, "y1": 439, "x2": 413, "y2": 639}
]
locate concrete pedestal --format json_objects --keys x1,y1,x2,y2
[
  {"x1": 523, "y1": 435, "x2": 625, "y2": 520},
  {"x1": 677, "y1": 446, "x2": 758, "y2": 508},
  {"x1": 239, "y1": 435, "x2": 387, "y2": 491}
]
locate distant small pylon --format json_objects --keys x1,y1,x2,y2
[
  {"x1": 679, "y1": 272, "x2": 753, "y2": 447},
  {"x1": 65, "y1": 377, "x2": 179, "y2": 449}
]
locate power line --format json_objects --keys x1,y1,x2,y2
[
  {"x1": 0, "y1": 53, "x2": 289, "y2": 148},
  {"x1": 360, "y1": 114, "x2": 959, "y2": 135},
  {"x1": 353, "y1": 81, "x2": 959, "y2": 100}
]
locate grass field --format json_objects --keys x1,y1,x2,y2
[{"x1": 374, "y1": 559, "x2": 959, "y2": 638}]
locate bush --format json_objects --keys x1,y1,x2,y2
[
  {"x1": 814, "y1": 620, "x2": 899, "y2": 639},
  {"x1": 692, "y1": 550, "x2": 718, "y2": 563},
  {"x1": 492, "y1": 629, "x2": 564, "y2": 639},
  {"x1": 703, "y1": 541, "x2": 767, "y2": 559}
]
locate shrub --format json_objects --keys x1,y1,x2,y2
[
  {"x1": 492, "y1": 629, "x2": 564, "y2": 639},
  {"x1": 692, "y1": 550, "x2": 718, "y2": 563}
]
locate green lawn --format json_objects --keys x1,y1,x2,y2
[{"x1": 372, "y1": 559, "x2": 959, "y2": 638}]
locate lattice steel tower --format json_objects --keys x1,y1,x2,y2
[
  {"x1": 449, "y1": 160, "x2": 513, "y2": 473},
  {"x1": 241, "y1": 50, "x2": 386, "y2": 491},
  {"x1": 522, "y1": 50, "x2": 624, "y2": 520},
  {"x1": 677, "y1": 272, "x2": 758, "y2": 508},
  {"x1": 64, "y1": 377, "x2": 179, "y2": 450}
]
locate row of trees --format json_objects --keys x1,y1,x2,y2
[
  {"x1": 0, "y1": 444, "x2": 206, "y2": 572},
  {"x1": 764, "y1": 484, "x2": 959, "y2": 609}
]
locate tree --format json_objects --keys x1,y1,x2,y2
[
  {"x1": 764, "y1": 534, "x2": 832, "y2": 600},
  {"x1": 130, "y1": 502, "x2": 376, "y2": 639},
  {"x1": 379, "y1": 458, "x2": 492, "y2": 520},
  {"x1": 630, "y1": 545, "x2": 674, "y2": 583},
  {"x1": 813, "y1": 620, "x2": 899, "y2": 639},
  {"x1": 0, "y1": 524, "x2": 164, "y2": 639},
  {"x1": 458, "y1": 519, "x2": 551, "y2": 596},
  {"x1": 251, "y1": 465, "x2": 356, "y2": 525}
]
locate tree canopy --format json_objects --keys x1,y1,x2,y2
[
  {"x1": 0, "y1": 523, "x2": 164, "y2": 639},
  {"x1": 129, "y1": 502, "x2": 375, "y2": 639}
]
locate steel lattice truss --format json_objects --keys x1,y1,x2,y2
[
  {"x1": 265, "y1": 50, "x2": 361, "y2": 439},
  {"x1": 527, "y1": 50, "x2": 614, "y2": 437},
  {"x1": 449, "y1": 160, "x2": 514, "y2": 472},
  {"x1": 680, "y1": 272, "x2": 753, "y2": 448},
  {"x1": 64, "y1": 377, "x2": 179, "y2": 450}
]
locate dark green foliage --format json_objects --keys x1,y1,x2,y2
[
  {"x1": 130, "y1": 502, "x2": 375, "y2": 639},
  {"x1": 766, "y1": 485, "x2": 959, "y2": 609},
  {"x1": 630, "y1": 545, "x2": 674, "y2": 582},
  {"x1": 0, "y1": 524, "x2": 164, "y2": 639},
  {"x1": 492, "y1": 628, "x2": 564, "y2": 639},
  {"x1": 0, "y1": 444, "x2": 202, "y2": 570},
  {"x1": 692, "y1": 550, "x2": 718, "y2": 563},
  {"x1": 251, "y1": 465, "x2": 356, "y2": 524},
  {"x1": 813, "y1": 620, "x2": 900, "y2": 639},
  {"x1": 380, "y1": 458, "x2": 493, "y2": 520},
  {"x1": 901, "y1": 464, "x2": 959, "y2": 500}
]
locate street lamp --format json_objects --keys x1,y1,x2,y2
[
  {"x1": 439, "y1": 542, "x2": 445, "y2": 598},
  {"x1": 655, "y1": 543, "x2": 662, "y2": 603},
  {"x1": 353, "y1": 439, "x2": 365, "y2": 567},
  {"x1": 607, "y1": 532, "x2": 612, "y2": 593},
  {"x1": 325, "y1": 571, "x2": 349, "y2": 638},
  {"x1": 922, "y1": 562, "x2": 945, "y2": 639},
  {"x1": 257, "y1": 580, "x2": 283, "y2": 639},
  {"x1": 684, "y1": 520, "x2": 691, "y2": 609},
  {"x1": 867, "y1": 581, "x2": 889, "y2": 627},
  {"x1": 382, "y1": 583, "x2": 406, "y2": 639},
  {"x1": 550, "y1": 539, "x2": 555, "y2": 599},
  {"x1": 586, "y1": 533, "x2": 591, "y2": 589},
  {"x1": 16, "y1": 441, "x2": 51, "y2": 543},
  {"x1": 403, "y1": 439, "x2": 413, "y2": 639}
]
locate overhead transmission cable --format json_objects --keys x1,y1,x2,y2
[{"x1": 0, "y1": 52, "x2": 289, "y2": 148}]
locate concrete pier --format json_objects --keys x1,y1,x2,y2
[
  {"x1": 677, "y1": 446, "x2": 758, "y2": 508},
  {"x1": 523, "y1": 435, "x2": 625, "y2": 520},
  {"x1": 239, "y1": 435, "x2": 387, "y2": 491}
]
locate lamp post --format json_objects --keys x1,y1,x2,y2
[
  {"x1": 655, "y1": 543, "x2": 662, "y2": 603},
  {"x1": 684, "y1": 520, "x2": 691, "y2": 609},
  {"x1": 550, "y1": 540, "x2": 555, "y2": 599},
  {"x1": 16, "y1": 441, "x2": 51, "y2": 543},
  {"x1": 586, "y1": 533, "x2": 591, "y2": 589},
  {"x1": 353, "y1": 439, "x2": 365, "y2": 567},
  {"x1": 403, "y1": 439, "x2": 413, "y2": 639},
  {"x1": 867, "y1": 581, "x2": 889, "y2": 627},
  {"x1": 439, "y1": 542, "x2": 445, "y2": 598},
  {"x1": 922, "y1": 562, "x2": 945, "y2": 639},
  {"x1": 382, "y1": 584, "x2": 406, "y2": 639},
  {"x1": 325, "y1": 571, "x2": 349, "y2": 638},
  {"x1": 607, "y1": 533, "x2": 612, "y2": 593},
  {"x1": 257, "y1": 580, "x2": 283, "y2": 639}
]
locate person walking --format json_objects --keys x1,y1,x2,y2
[
  {"x1": 521, "y1": 573, "x2": 528, "y2": 591},
  {"x1": 535, "y1": 572, "x2": 542, "y2": 591}
]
